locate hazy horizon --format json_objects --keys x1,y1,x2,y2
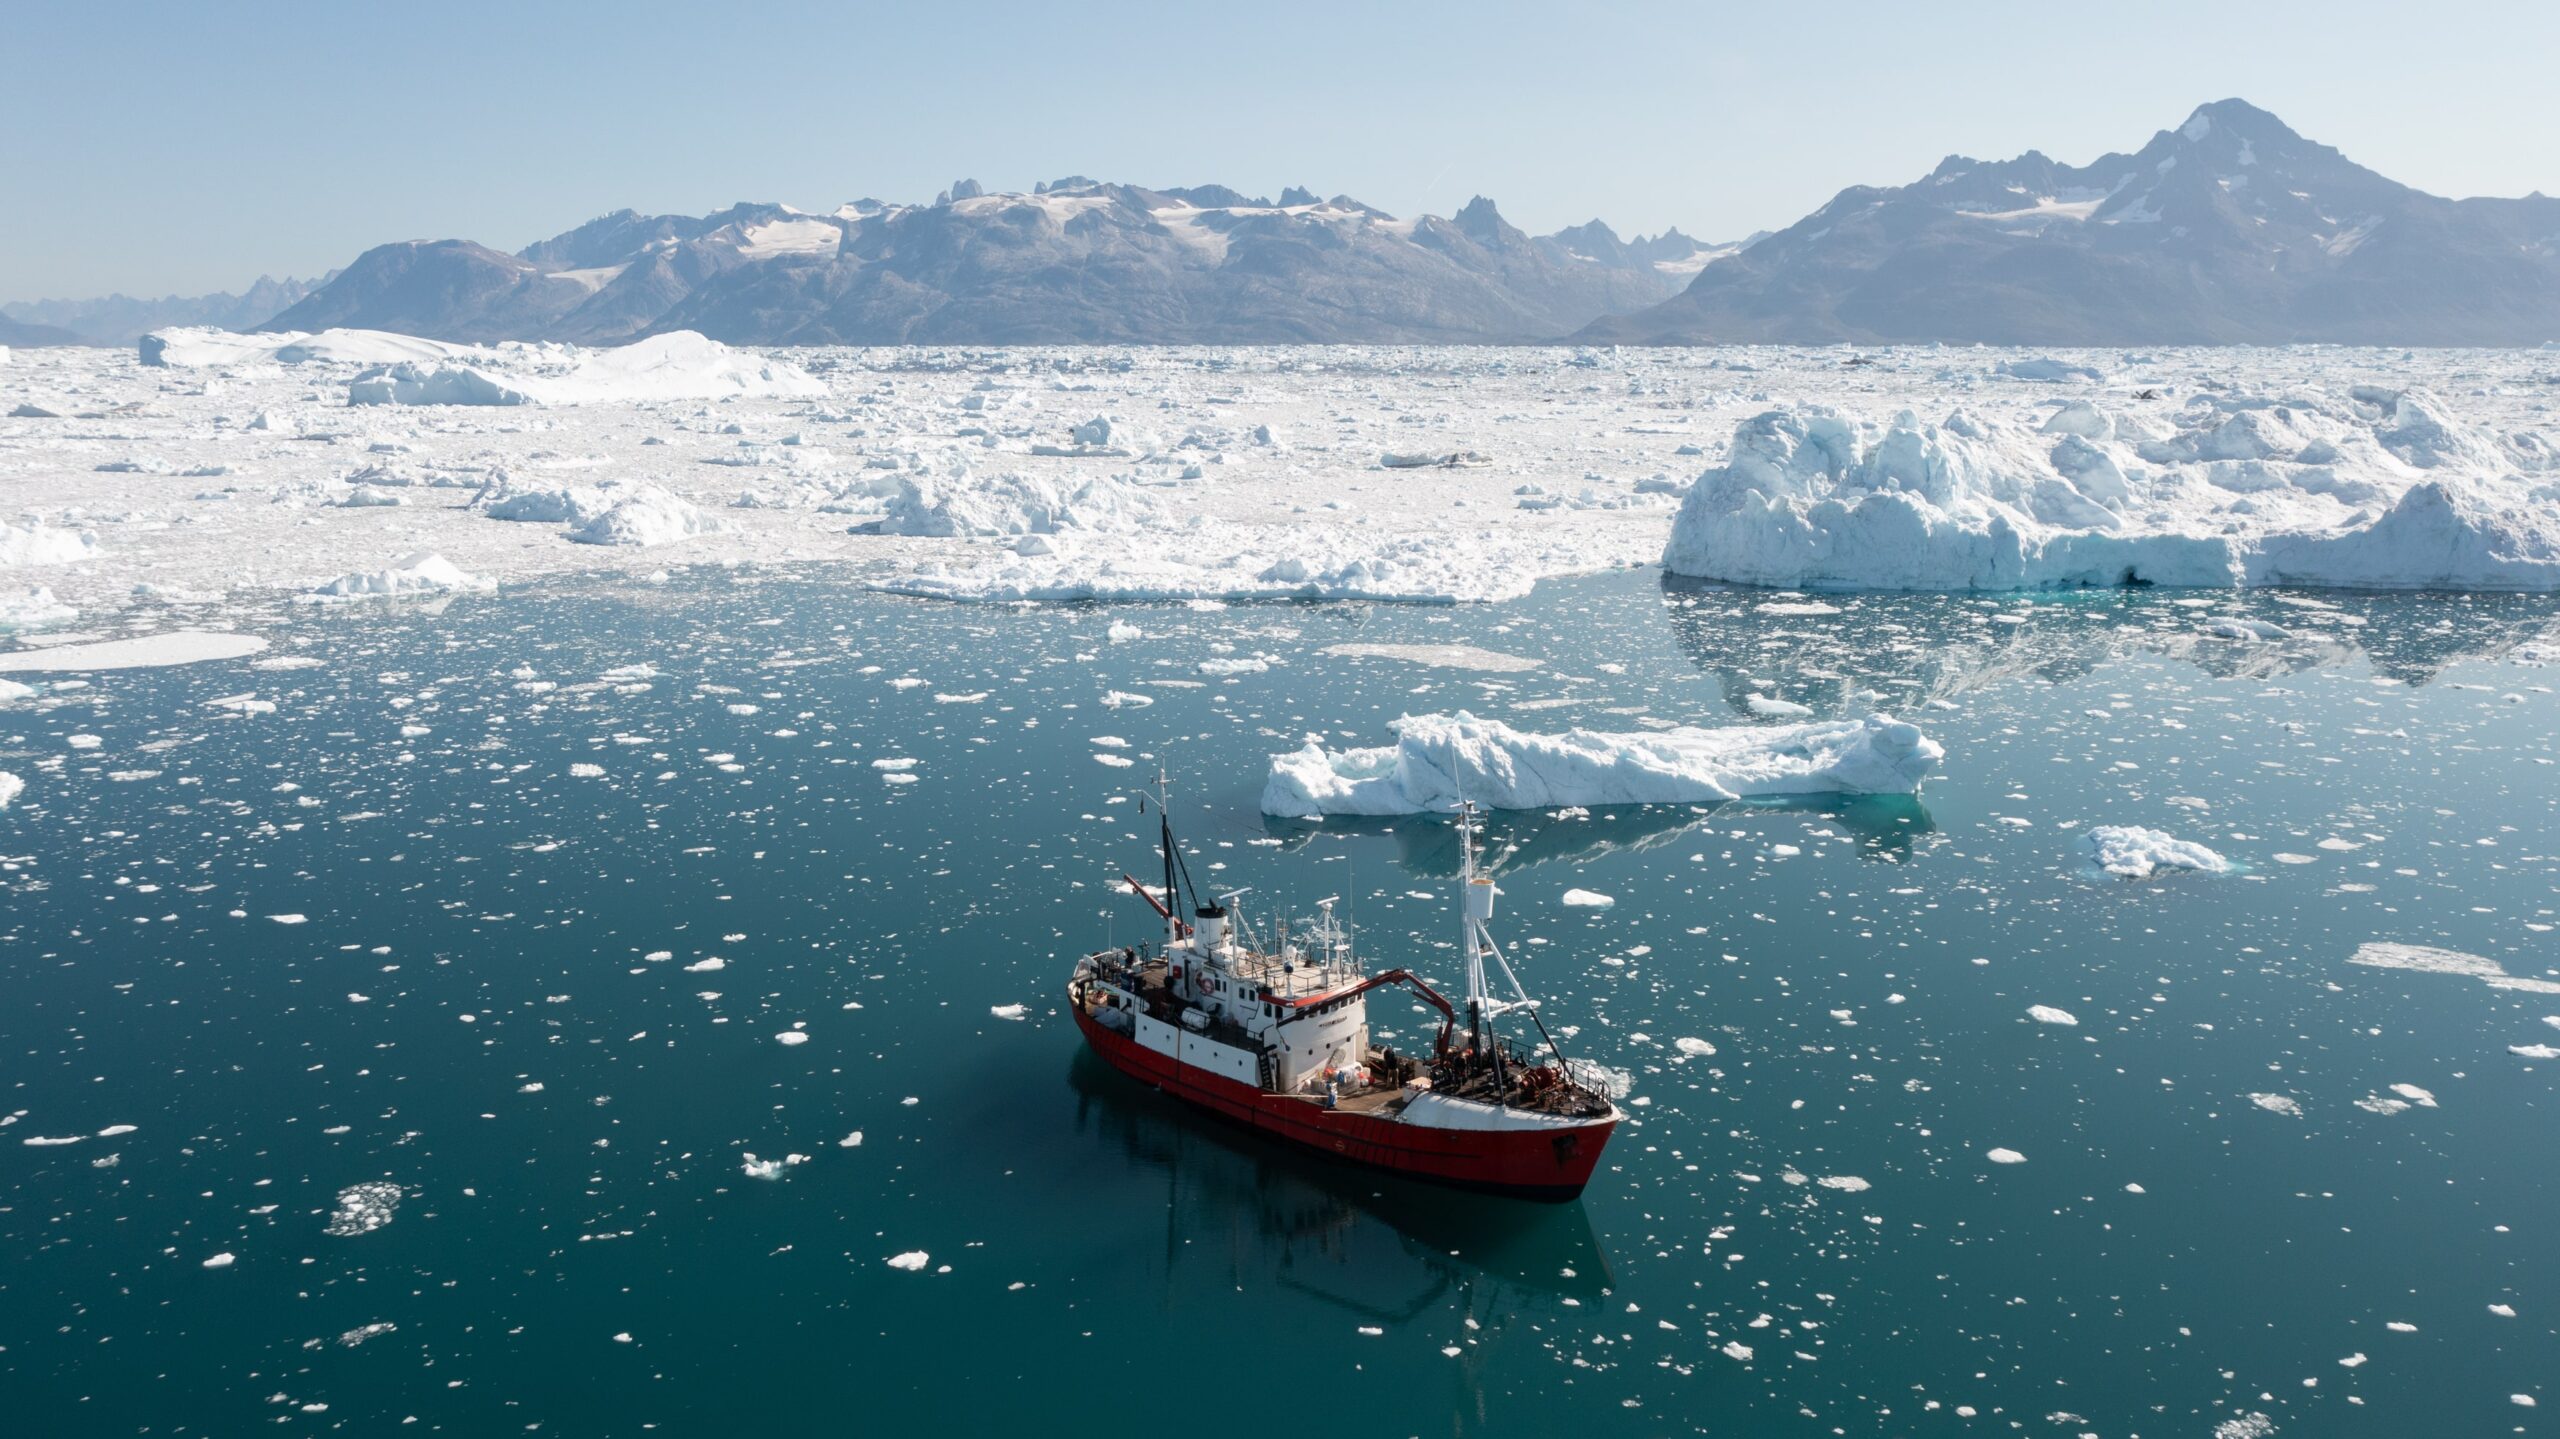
[{"x1": 8, "y1": 0, "x2": 2560, "y2": 300}]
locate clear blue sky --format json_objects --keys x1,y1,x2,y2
[{"x1": 7, "y1": 0, "x2": 2557, "y2": 299}]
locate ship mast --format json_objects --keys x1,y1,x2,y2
[{"x1": 1459, "y1": 799, "x2": 1494, "y2": 1057}]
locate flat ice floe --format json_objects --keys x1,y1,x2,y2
[
  {"x1": 1663, "y1": 388, "x2": 2560, "y2": 591},
  {"x1": 1259, "y1": 710, "x2": 1941, "y2": 817},
  {"x1": 0, "y1": 630, "x2": 268, "y2": 672},
  {"x1": 2349, "y1": 942, "x2": 2560, "y2": 994},
  {"x1": 2080, "y1": 825, "x2": 2233, "y2": 878}
]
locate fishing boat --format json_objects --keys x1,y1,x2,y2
[{"x1": 1068, "y1": 776, "x2": 1620, "y2": 1200}]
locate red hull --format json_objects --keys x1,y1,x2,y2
[{"x1": 1071, "y1": 1003, "x2": 1615, "y2": 1200}]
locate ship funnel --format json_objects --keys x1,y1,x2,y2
[
  {"x1": 1464, "y1": 878, "x2": 1496, "y2": 922},
  {"x1": 1193, "y1": 903, "x2": 1229, "y2": 952}
]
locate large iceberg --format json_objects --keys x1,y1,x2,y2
[
  {"x1": 346, "y1": 331, "x2": 825, "y2": 407},
  {"x1": 1259, "y1": 711, "x2": 1942, "y2": 817},
  {"x1": 1662, "y1": 390, "x2": 2560, "y2": 591}
]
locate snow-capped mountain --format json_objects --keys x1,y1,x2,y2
[
  {"x1": 1582, "y1": 99, "x2": 2560, "y2": 346},
  {"x1": 3, "y1": 276, "x2": 323, "y2": 347},
  {"x1": 262, "y1": 182, "x2": 1728, "y2": 345}
]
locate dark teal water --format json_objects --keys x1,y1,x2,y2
[{"x1": 3, "y1": 571, "x2": 2554, "y2": 1437}]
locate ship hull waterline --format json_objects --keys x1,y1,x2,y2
[{"x1": 1070, "y1": 1001, "x2": 1616, "y2": 1202}]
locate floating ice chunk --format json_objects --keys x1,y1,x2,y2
[
  {"x1": 1816, "y1": 1175, "x2": 1870, "y2": 1192},
  {"x1": 1985, "y1": 1147, "x2": 2027, "y2": 1164},
  {"x1": 775, "y1": 1030, "x2": 809, "y2": 1046},
  {"x1": 2081, "y1": 826, "x2": 2232, "y2": 879},
  {"x1": 567, "y1": 487, "x2": 721, "y2": 548},
  {"x1": 307, "y1": 552, "x2": 495, "y2": 601},
  {"x1": 2511, "y1": 1044, "x2": 2560, "y2": 1060},
  {"x1": 1674, "y1": 1037, "x2": 1717, "y2": 1057},
  {"x1": 2027, "y1": 1005, "x2": 2078, "y2": 1026},
  {"x1": 202, "y1": 1252, "x2": 236, "y2": 1268},
  {"x1": 325, "y1": 1182, "x2": 402, "y2": 1237},
  {"x1": 1721, "y1": 1341, "x2": 1753, "y2": 1361},
  {"x1": 2350, "y1": 942, "x2": 2560, "y2": 994},
  {"x1": 0, "y1": 586, "x2": 76, "y2": 630},
  {"x1": 885, "y1": 1251, "x2": 930, "y2": 1271},
  {"x1": 2249, "y1": 1093, "x2": 2303, "y2": 1117},
  {"x1": 990, "y1": 1004, "x2": 1027, "y2": 1021},
  {"x1": 1561, "y1": 889, "x2": 1615, "y2": 908},
  {"x1": 683, "y1": 957, "x2": 727, "y2": 973},
  {"x1": 1744, "y1": 693, "x2": 1813, "y2": 718},
  {"x1": 838, "y1": 1132, "x2": 863, "y2": 1148},
  {"x1": 1320, "y1": 642, "x2": 1541, "y2": 673},
  {"x1": 0, "y1": 520, "x2": 97, "y2": 568},
  {"x1": 1259, "y1": 711, "x2": 1940, "y2": 817},
  {"x1": 267, "y1": 914, "x2": 308, "y2": 925},
  {"x1": 0, "y1": 772, "x2": 21, "y2": 811},
  {"x1": 740, "y1": 1152, "x2": 808, "y2": 1180},
  {"x1": 570, "y1": 762, "x2": 606, "y2": 778},
  {"x1": 2388, "y1": 1083, "x2": 2438, "y2": 1108}
]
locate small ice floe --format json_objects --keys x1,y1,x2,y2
[
  {"x1": 2350, "y1": 942, "x2": 2560, "y2": 994},
  {"x1": 740, "y1": 1152, "x2": 808, "y2": 1180},
  {"x1": 1561, "y1": 889, "x2": 1615, "y2": 908},
  {"x1": 2248, "y1": 1093, "x2": 2304, "y2": 1117},
  {"x1": 325, "y1": 1182, "x2": 402, "y2": 1237},
  {"x1": 1319, "y1": 642, "x2": 1540, "y2": 674},
  {"x1": 203, "y1": 1252, "x2": 236, "y2": 1269},
  {"x1": 337, "y1": 1322, "x2": 396, "y2": 1348},
  {"x1": 1102, "y1": 690, "x2": 1153, "y2": 708},
  {"x1": 2081, "y1": 825, "x2": 2231, "y2": 879},
  {"x1": 1745, "y1": 693, "x2": 1813, "y2": 718},
  {"x1": 267, "y1": 914, "x2": 309, "y2": 925},
  {"x1": 683, "y1": 957, "x2": 727, "y2": 972},
  {"x1": 1985, "y1": 1147, "x2": 2027, "y2": 1165},
  {"x1": 838, "y1": 1132, "x2": 863, "y2": 1148},
  {"x1": 2027, "y1": 1005, "x2": 2079, "y2": 1026},
  {"x1": 1673, "y1": 1037, "x2": 1717, "y2": 1057},
  {"x1": 885, "y1": 1251, "x2": 930, "y2": 1271},
  {"x1": 0, "y1": 771, "x2": 22, "y2": 811},
  {"x1": 1816, "y1": 1175, "x2": 1870, "y2": 1193},
  {"x1": 1721, "y1": 1341, "x2": 1753, "y2": 1361},
  {"x1": 989, "y1": 1004, "x2": 1027, "y2": 1021},
  {"x1": 1107, "y1": 621, "x2": 1142, "y2": 642},
  {"x1": 2510, "y1": 1044, "x2": 2560, "y2": 1060},
  {"x1": 775, "y1": 1029, "x2": 809, "y2": 1046},
  {"x1": 2389, "y1": 1083, "x2": 2438, "y2": 1108},
  {"x1": 569, "y1": 762, "x2": 607, "y2": 778}
]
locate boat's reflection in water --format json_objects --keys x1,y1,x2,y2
[{"x1": 1065, "y1": 1044, "x2": 1615, "y2": 1334}]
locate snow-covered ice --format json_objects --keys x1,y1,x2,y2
[
  {"x1": 2081, "y1": 825, "x2": 2233, "y2": 878},
  {"x1": 1664, "y1": 387, "x2": 2560, "y2": 592},
  {"x1": 1259, "y1": 710, "x2": 1941, "y2": 817}
]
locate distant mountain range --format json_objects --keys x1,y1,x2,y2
[
  {"x1": 1581, "y1": 99, "x2": 2560, "y2": 346},
  {"x1": 3, "y1": 276, "x2": 325, "y2": 347},
  {"x1": 253, "y1": 181, "x2": 1729, "y2": 345},
  {"x1": 14, "y1": 101, "x2": 2554, "y2": 350}
]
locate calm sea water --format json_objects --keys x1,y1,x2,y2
[{"x1": 4, "y1": 570, "x2": 2554, "y2": 1437}]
